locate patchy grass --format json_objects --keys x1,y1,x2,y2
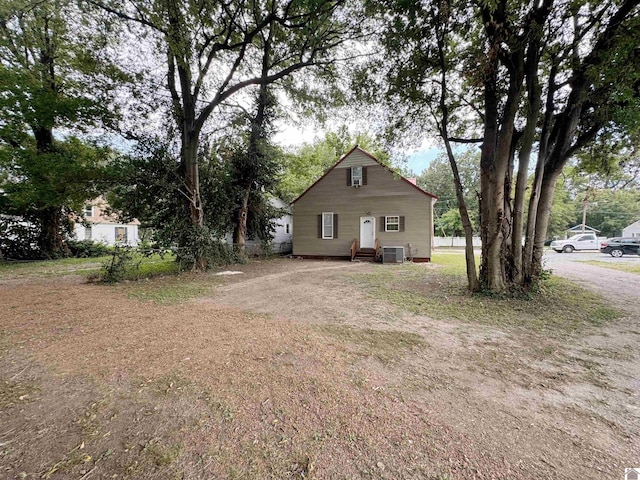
[
  {"x1": 584, "y1": 260, "x2": 640, "y2": 274},
  {"x1": 0, "y1": 256, "x2": 109, "y2": 278},
  {"x1": 142, "y1": 440, "x2": 181, "y2": 467},
  {"x1": 0, "y1": 252, "x2": 179, "y2": 280},
  {"x1": 0, "y1": 378, "x2": 39, "y2": 408},
  {"x1": 432, "y1": 251, "x2": 480, "y2": 276},
  {"x1": 122, "y1": 273, "x2": 218, "y2": 304},
  {"x1": 350, "y1": 254, "x2": 621, "y2": 336},
  {"x1": 316, "y1": 325, "x2": 426, "y2": 365}
]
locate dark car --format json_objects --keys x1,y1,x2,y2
[{"x1": 600, "y1": 237, "x2": 640, "y2": 257}]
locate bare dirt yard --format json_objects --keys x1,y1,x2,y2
[{"x1": 0, "y1": 256, "x2": 638, "y2": 479}]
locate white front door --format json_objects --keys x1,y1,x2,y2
[{"x1": 360, "y1": 217, "x2": 375, "y2": 249}]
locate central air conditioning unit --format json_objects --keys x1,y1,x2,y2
[{"x1": 382, "y1": 246, "x2": 404, "y2": 264}]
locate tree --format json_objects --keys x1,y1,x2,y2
[
  {"x1": 545, "y1": 176, "x2": 576, "y2": 239},
  {"x1": 416, "y1": 150, "x2": 480, "y2": 232},
  {"x1": 373, "y1": 0, "x2": 640, "y2": 292},
  {"x1": 436, "y1": 208, "x2": 464, "y2": 237},
  {"x1": 0, "y1": 0, "x2": 124, "y2": 258},
  {"x1": 93, "y1": 0, "x2": 363, "y2": 269},
  {"x1": 560, "y1": 149, "x2": 640, "y2": 237}
]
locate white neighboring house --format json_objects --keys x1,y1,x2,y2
[
  {"x1": 73, "y1": 197, "x2": 140, "y2": 246},
  {"x1": 270, "y1": 197, "x2": 293, "y2": 253},
  {"x1": 622, "y1": 220, "x2": 640, "y2": 238},
  {"x1": 224, "y1": 197, "x2": 293, "y2": 254}
]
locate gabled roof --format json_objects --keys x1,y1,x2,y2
[
  {"x1": 624, "y1": 219, "x2": 640, "y2": 229},
  {"x1": 567, "y1": 224, "x2": 600, "y2": 233},
  {"x1": 291, "y1": 145, "x2": 438, "y2": 204}
]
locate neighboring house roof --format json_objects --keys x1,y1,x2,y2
[
  {"x1": 290, "y1": 145, "x2": 438, "y2": 204},
  {"x1": 80, "y1": 196, "x2": 140, "y2": 226},
  {"x1": 567, "y1": 224, "x2": 600, "y2": 233},
  {"x1": 623, "y1": 219, "x2": 640, "y2": 229},
  {"x1": 267, "y1": 195, "x2": 291, "y2": 212}
]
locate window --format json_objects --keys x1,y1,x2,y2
[
  {"x1": 351, "y1": 166, "x2": 363, "y2": 186},
  {"x1": 84, "y1": 226, "x2": 92, "y2": 240},
  {"x1": 115, "y1": 226, "x2": 128, "y2": 243},
  {"x1": 83, "y1": 205, "x2": 93, "y2": 216},
  {"x1": 322, "y1": 212, "x2": 334, "y2": 239},
  {"x1": 385, "y1": 216, "x2": 400, "y2": 232},
  {"x1": 285, "y1": 223, "x2": 290, "y2": 234}
]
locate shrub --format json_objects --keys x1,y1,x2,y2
[
  {"x1": 0, "y1": 217, "x2": 42, "y2": 260},
  {"x1": 100, "y1": 246, "x2": 139, "y2": 283},
  {"x1": 67, "y1": 239, "x2": 111, "y2": 258},
  {"x1": 174, "y1": 225, "x2": 241, "y2": 269}
]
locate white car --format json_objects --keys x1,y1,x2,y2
[{"x1": 550, "y1": 234, "x2": 599, "y2": 253}]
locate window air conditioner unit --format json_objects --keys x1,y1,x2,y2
[
  {"x1": 353, "y1": 179, "x2": 361, "y2": 187},
  {"x1": 382, "y1": 246, "x2": 404, "y2": 264}
]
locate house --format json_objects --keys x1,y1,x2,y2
[
  {"x1": 622, "y1": 220, "x2": 640, "y2": 238},
  {"x1": 565, "y1": 224, "x2": 600, "y2": 238},
  {"x1": 269, "y1": 196, "x2": 293, "y2": 253},
  {"x1": 291, "y1": 146, "x2": 437, "y2": 262},
  {"x1": 73, "y1": 196, "x2": 140, "y2": 246},
  {"x1": 224, "y1": 196, "x2": 293, "y2": 254}
]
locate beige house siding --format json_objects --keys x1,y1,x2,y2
[
  {"x1": 83, "y1": 196, "x2": 140, "y2": 225},
  {"x1": 337, "y1": 149, "x2": 379, "y2": 168},
  {"x1": 293, "y1": 162, "x2": 434, "y2": 260}
]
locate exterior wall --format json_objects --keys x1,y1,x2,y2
[
  {"x1": 293, "y1": 162, "x2": 433, "y2": 259},
  {"x1": 272, "y1": 213, "x2": 293, "y2": 253},
  {"x1": 622, "y1": 221, "x2": 640, "y2": 238},
  {"x1": 73, "y1": 196, "x2": 140, "y2": 246},
  {"x1": 74, "y1": 223, "x2": 140, "y2": 246}
]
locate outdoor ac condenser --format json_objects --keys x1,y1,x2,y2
[{"x1": 382, "y1": 246, "x2": 404, "y2": 264}]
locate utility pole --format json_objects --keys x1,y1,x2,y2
[{"x1": 581, "y1": 187, "x2": 590, "y2": 233}]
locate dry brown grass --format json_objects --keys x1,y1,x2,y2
[{"x1": 0, "y1": 258, "x2": 638, "y2": 479}]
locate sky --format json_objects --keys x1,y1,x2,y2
[
  {"x1": 406, "y1": 147, "x2": 440, "y2": 174},
  {"x1": 273, "y1": 123, "x2": 441, "y2": 175}
]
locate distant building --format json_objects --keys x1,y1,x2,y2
[
  {"x1": 73, "y1": 197, "x2": 140, "y2": 246},
  {"x1": 622, "y1": 220, "x2": 640, "y2": 238},
  {"x1": 565, "y1": 224, "x2": 600, "y2": 239},
  {"x1": 224, "y1": 197, "x2": 293, "y2": 254}
]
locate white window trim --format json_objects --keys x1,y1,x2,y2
[
  {"x1": 115, "y1": 226, "x2": 128, "y2": 243},
  {"x1": 322, "y1": 212, "x2": 334, "y2": 239},
  {"x1": 385, "y1": 215, "x2": 400, "y2": 232},
  {"x1": 351, "y1": 166, "x2": 363, "y2": 186},
  {"x1": 84, "y1": 206, "x2": 93, "y2": 216}
]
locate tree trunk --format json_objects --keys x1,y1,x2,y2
[
  {"x1": 180, "y1": 129, "x2": 208, "y2": 270},
  {"x1": 183, "y1": 133, "x2": 204, "y2": 229},
  {"x1": 530, "y1": 169, "x2": 560, "y2": 278},
  {"x1": 233, "y1": 189, "x2": 250, "y2": 257},
  {"x1": 37, "y1": 206, "x2": 68, "y2": 258},
  {"x1": 478, "y1": 58, "x2": 508, "y2": 293},
  {"x1": 32, "y1": 123, "x2": 68, "y2": 259},
  {"x1": 433, "y1": 11, "x2": 479, "y2": 292},
  {"x1": 448, "y1": 146, "x2": 479, "y2": 292},
  {"x1": 233, "y1": 33, "x2": 271, "y2": 259}
]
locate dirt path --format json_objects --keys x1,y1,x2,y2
[
  {"x1": 0, "y1": 258, "x2": 638, "y2": 479},
  {"x1": 202, "y1": 259, "x2": 640, "y2": 479}
]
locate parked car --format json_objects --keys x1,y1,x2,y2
[
  {"x1": 550, "y1": 233, "x2": 599, "y2": 253},
  {"x1": 599, "y1": 237, "x2": 640, "y2": 257}
]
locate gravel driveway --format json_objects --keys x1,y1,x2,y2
[{"x1": 544, "y1": 252, "x2": 640, "y2": 312}]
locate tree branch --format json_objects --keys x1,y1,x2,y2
[{"x1": 447, "y1": 137, "x2": 484, "y2": 144}]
